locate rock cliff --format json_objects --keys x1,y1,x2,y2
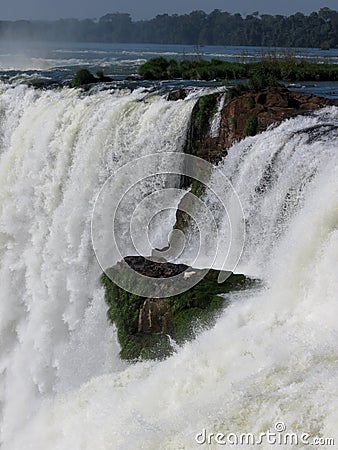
[{"x1": 187, "y1": 87, "x2": 332, "y2": 164}]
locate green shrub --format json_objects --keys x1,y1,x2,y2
[
  {"x1": 230, "y1": 116, "x2": 238, "y2": 131},
  {"x1": 191, "y1": 94, "x2": 218, "y2": 130},
  {"x1": 245, "y1": 97, "x2": 255, "y2": 109},
  {"x1": 96, "y1": 69, "x2": 104, "y2": 80},
  {"x1": 248, "y1": 64, "x2": 280, "y2": 90},
  {"x1": 138, "y1": 57, "x2": 170, "y2": 79},
  {"x1": 71, "y1": 68, "x2": 96, "y2": 87},
  {"x1": 243, "y1": 114, "x2": 258, "y2": 137},
  {"x1": 225, "y1": 83, "x2": 248, "y2": 101}
]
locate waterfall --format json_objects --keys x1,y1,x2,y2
[
  {"x1": 0, "y1": 81, "x2": 337, "y2": 449},
  {"x1": 0, "y1": 83, "x2": 195, "y2": 445}
]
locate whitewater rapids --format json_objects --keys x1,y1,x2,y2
[{"x1": 0, "y1": 83, "x2": 337, "y2": 449}]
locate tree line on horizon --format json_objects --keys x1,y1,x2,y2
[{"x1": 0, "y1": 8, "x2": 337, "y2": 48}]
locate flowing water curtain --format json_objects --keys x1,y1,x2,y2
[{"x1": 0, "y1": 84, "x2": 195, "y2": 444}]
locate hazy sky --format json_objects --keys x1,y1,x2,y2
[{"x1": 1, "y1": 0, "x2": 337, "y2": 21}]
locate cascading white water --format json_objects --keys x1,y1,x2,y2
[
  {"x1": 213, "y1": 109, "x2": 338, "y2": 280},
  {"x1": 1, "y1": 81, "x2": 337, "y2": 449},
  {"x1": 180, "y1": 107, "x2": 338, "y2": 277},
  {"x1": 0, "y1": 83, "x2": 196, "y2": 446}
]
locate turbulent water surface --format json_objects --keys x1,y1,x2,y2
[
  {"x1": 1, "y1": 41, "x2": 338, "y2": 99},
  {"x1": 0, "y1": 77, "x2": 337, "y2": 449}
]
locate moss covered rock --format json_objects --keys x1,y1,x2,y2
[
  {"x1": 101, "y1": 257, "x2": 259, "y2": 361},
  {"x1": 71, "y1": 68, "x2": 97, "y2": 87},
  {"x1": 71, "y1": 68, "x2": 113, "y2": 87}
]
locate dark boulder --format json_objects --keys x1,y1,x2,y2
[{"x1": 167, "y1": 88, "x2": 187, "y2": 101}]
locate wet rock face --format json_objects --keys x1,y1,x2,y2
[
  {"x1": 175, "y1": 87, "x2": 332, "y2": 232},
  {"x1": 167, "y1": 88, "x2": 187, "y2": 101},
  {"x1": 217, "y1": 88, "x2": 332, "y2": 149},
  {"x1": 185, "y1": 87, "x2": 332, "y2": 166},
  {"x1": 101, "y1": 257, "x2": 259, "y2": 361},
  {"x1": 138, "y1": 298, "x2": 169, "y2": 334},
  {"x1": 185, "y1": 93, "x2": 227, "y2": 165},
  {"x1": 123, "y1": 256, "x2": 188, "y2": 278}
]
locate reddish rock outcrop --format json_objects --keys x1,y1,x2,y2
[
  {"x1": 187, "y1": 87, "x2": 332, "y2": 165},
  {"x1": 176, "y1": 87, "x2": 333, "y2": 230},
  {"x1": 217, "y1": 88, "x2": 332, "y2": 150}
]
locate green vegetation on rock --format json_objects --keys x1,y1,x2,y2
[
  {"x1": 101, "y1": 267, "x2": 259, "y2": 361},
  {"x1": 191, "y1": 94, "x2": 218, "y2": 130},
  {"x1": 179, "y1": 93, "x2": 218, "y2": 190},
  {"x1": 248, "y1": 65, "x2": 280, "y2": 90},
  {"x1": 119, "y1": 334, "x2": 173, "y2": 360},
  {"x1": 244, "y1": 97, "x2": 255, "y2": 109},
  {"x1": 71, "y1": 68, "x2": 97, "y2": 87},
  {"x1": 230, "y1": 116, "x2": 238, "y2": 131},
  {"x1": 71, "y1": 68, "x2": 112, "y2": 87},
  {"x1": 138, "y1": 56, "x2": 338, "y2": 82},
  {"x1": 243, "y1": 114, "x2": 258, "y2": 137}
]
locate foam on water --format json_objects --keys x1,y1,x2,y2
[
  {"x1": 0, "y1": 83, "x2": 195, "y2": 446},
  {"x1": 0, "y1": 82, "x2": 337, "y2": 449}
]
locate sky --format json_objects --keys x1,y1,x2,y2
[{"x1": 0, "y1": 0, "x2": 337, "y2": 21}]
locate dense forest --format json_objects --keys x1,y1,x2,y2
[{"x1": 0, "y1": 8, "x2": 337, "y2": 48}]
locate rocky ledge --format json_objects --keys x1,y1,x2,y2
[
  {"x1": 101, "y1": 256, "x2": 259, "y2": 360},
  {"x1": 176, "y1": 86, "x2": 333, "y2": 228},
  {"x1": 217, "y1": 87, "x2": 332, "y2": 150},
  {"x1": 186, "y1": 86, "x2": 333, "y2": 165}
]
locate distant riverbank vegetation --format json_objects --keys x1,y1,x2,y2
[
  {"x1": 0, "y1": 8, "x2": 337, "y2": 48},
  {"x1": 138, "y1": 54, "x2": 338, "y2": 82}
]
